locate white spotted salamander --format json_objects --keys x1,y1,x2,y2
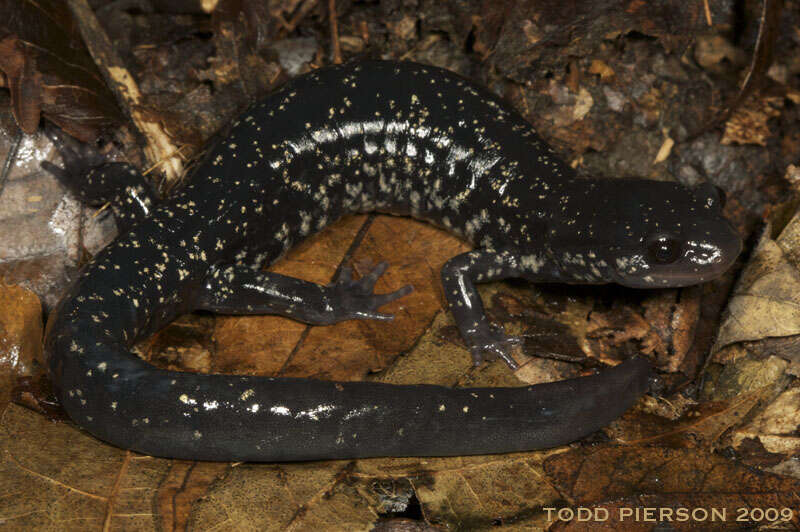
[{"x1": 42, "y1": 61, "x2": 741, "y2": 461}]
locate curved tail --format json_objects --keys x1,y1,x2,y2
[{"x1": 50, "y1": 334, "x2": 651, "y2": 461}]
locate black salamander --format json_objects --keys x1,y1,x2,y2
[{"x1": 42, "y1": 61, "x2": 741, "y2": 461}]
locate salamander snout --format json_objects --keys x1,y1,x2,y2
[
  {"x1": 609, "y1": 181, "x2": 742, "y2": 289},
  {"x1": 621, "y1": 218, "x2": 741, "y2": 288}
]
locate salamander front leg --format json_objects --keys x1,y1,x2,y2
[
  {"x1": 196, "y1": 263, "x2": 413, "y2": 325},
  {"x1": 441, "y1": 250, "x2": 528, "y2": 369},
  {"x1": 41, "y1": 126, "x2": 158, "y2": 233}
]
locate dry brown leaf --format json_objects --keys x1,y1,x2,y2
[
  {"x1": 212, "y1": 215, "x2": 369, "y2": 377},
  {"x1": 0, "y1": 405, "x2": 168, "y2": 529},
  {"x1": 139, "y1": 314, "x2": 215, "y2": 373},
  {"x1": 188, "y1": 461, "x2": 378, "y2": 531},
  {"x1": 721, "y1": 95, "x2": 783, "y2": 146},
  {"x1": 212, "y1": 214, "x2": 468, "y2": 381},
  {"x1": 278, "y1": 215, "x2": 467, "y2": 380},
  {"x1": 728, "y1": 387, "x2": 800, "y2": 455},
  {"x1": 375, "y1": 310, "x2": 474, "y2": 388},
  {"x1": 543, "y1": 446, "x2": 800, "y2": 530},
  {"x1": 155, "y1": 461, "x2": 230, "y2": 531},
  {"x1": 693, "y1": 35, "x2": 745, "y2": 70},
  {"x1": 408, "y1": 455, "x2": 559, "y2": 529},
  {"x1": 0, "y1": 0, "x2": 122, "y2": 140},
  {"x1": 705, "y1": 350, "x2": 790, "y2": 400},
  {"x1": 0, "y1": 35, "x2": 42, "y2": 134},
  {"x1": 583, "y1": 289, "x2": 701, "y2": 370},
  {"x1": 0, "y1": 284, "x2": 41, "y2": 410},
  {"x1": 715, "y1": 216, "x2": 800, "y2": 354},
  {"x1": 588, "y1": 59, "x2": 615, "y2": 80},
  {"x1": 608, "y1": 385, "x2": 777, "y2": 448},
  {"x1": 189, "y1": 449, "x2": 567, "y2": 530}
]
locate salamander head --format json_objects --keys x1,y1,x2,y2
[{"x1": 547, "y1": 179, "x2": 742, "y2": 288}]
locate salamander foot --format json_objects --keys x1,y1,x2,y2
[
  {"x1": 467, "y1": 325, "x2": 522, "y2": 370},
  {"x1": 327, "y1": 261, "x2": 413, "y2": 322}
]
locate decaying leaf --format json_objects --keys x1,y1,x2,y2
[
  {"x1": 543, "y1": 446, "x2": 800, "y2": 530},
  {"x1": 408, "y1": 453, "x2": 562, "y2": 529},
  {"x1": 209, "y1": 214, "x2": 469, "y2": 381},
  {"x1": 583, "y1": 288, "x2": 702, "y2": 371},
  {"x1": 721, "y1": 94, "x2": 783, "y2": 146},
  {"x1": 0, "y1": 35, "x2": 42, "y2": 134},
  {"x1": 723, "y1": 0, "x2": 785, "y2": 122},
  {"x1": 715, "y1": 216, "x2": 800, "y2": 356},
  {"x1": 693, "y1": 35, "x2": 746, "y2": 71},
  {"x1": 188, "y1": 461, "x2": 378, "y2": 531},
  {"x1": 0, "y1": 0, "x2": 122, "y2": 140},
  {"x1": 0, "y1": 284, "x2": 41, "y2": 411},
  {"x1": 728, "y1": 387, "x2": 800, "y2": 456},
  {"x1": 608, "y1": 384, "x2": 779, "y2": 448},
  {"x1": 705, "y1": 348, "x2": 791, "y2": 399},
  {"x1": 0, "y1": 404, "x2": 167, "y2": 529},
  {"x1": 211, "y1": 0, "x2": 286, "y2": 99},
  {"x1": 477, "y1": 0, "x2": 704, "y2": 82}
]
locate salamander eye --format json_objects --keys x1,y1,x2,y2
[{"x1": 647, "y1": 235, "x2": 682, "y2": 264}]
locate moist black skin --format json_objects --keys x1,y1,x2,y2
[{"x1": 42, "y1": 61, "x2": 740, "y2": 461}]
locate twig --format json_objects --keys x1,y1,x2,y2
[
  {"x1": 285, "y1": 0, "x2": 318, "y2": 33},
  {"x1": 142, "y1": 145, "x2": 188, "y2": 176},
  {"x1": 91, "y1": 202, "x2": 111, "y2": 219},
  {"x1": 274, "y1": 12, "x2": 292, "y2": 31},
  {"x1": 703, "y1": 0, "x2": 713, "y2": 26},
  {"x1": 686, "y1": 0, "x2": 783, "y2": 140},
  {"x1": 329, "y1": 0, "x2": 342, "y2": 64},
  {"x1": 735, "y1": 0, "x2": 783, "y2": 106},
  {"x1": 64, "y1": 0, "x2": 184, "y2": 183},
  {"x1": 0, "y1": 128, "x2": 22, "y2": 201}
]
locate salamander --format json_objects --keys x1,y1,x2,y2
[{"x1": 42, "y1": 61, "x2": 741, "y2": 461}]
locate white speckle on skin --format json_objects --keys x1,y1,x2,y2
[
  {"x1": 295, "y1": 403, "x2": 336, "y2": 421},
  {"x1": 270, "y1": 405, "x2": 291, "y2": 416},
  {"x1": 179, "y1": 394, "x2": 197, "y2": 405},
  {"x1": 240, "y1": 389, "x2": 255, "y2": 401},
  {"x1": 342, "y1": 405, "x2": 378, "y2": 421}
]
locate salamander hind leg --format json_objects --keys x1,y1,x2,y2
[
  {"x1": 41, "y1": 126, "x2": 158, "y2": 232},
  {"x1": 196, "y1": 262, "x2": 413, "y2": 325}
]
